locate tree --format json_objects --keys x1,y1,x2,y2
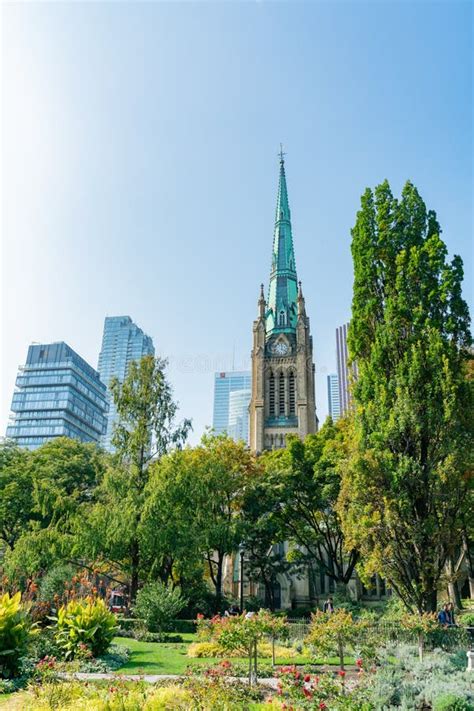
[
  {"x1": 0, "y1": 443, "x2": 34, "y2": 550},
  {"x1": 140, "y1": 448, "x2": 208, "y2": 591},
  {"x1": 305, "y1": 609, "x2": 368, "y2": 670},
  {"x1": 193, "y1": 434, "x2": 256, "y2": 609},
  {"x1": 338, "y1": 180, "x2": 473, "y2": 613},
  {"x1": 81, "y1": 356, "x2": 191, "y2": 600},
  {"x1": 262, "y1": 419, "x2": 359, "y2": 592},
  {"x1": 240, "y1": 468, "x2": 294, "y2": 611},
  {"x1": 0, "y1": 438, "x2": 106, "y2": 585}
]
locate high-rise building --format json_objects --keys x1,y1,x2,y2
[
  {"x1": 249, "y1": 152, "x2": 317, "y2": 451},
  {"x1": 212, "y1": 371, "x2": 251, "y2": 441},
  {"x1": 98, "y1": 316, "x2": 154, "y2": 452},
  {"x1": 327, "y1": 373, "x2": 341, "y2": 421},
  {"x1": 228, "y1": 388, "x2": 252, "y2": 444},
  {"x1": 6, "y1": 342, "x2": 107, "y2": 449},
  {"x1": 336, "y1": 323, "x2": 357, "y2": 415}
]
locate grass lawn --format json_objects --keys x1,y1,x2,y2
[{"x1": 113, "y1": 635, "x2": 352, "y2": 675}]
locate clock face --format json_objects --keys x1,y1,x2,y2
[{"x1": 273, "y1": 341, "x2": 289, "y2": 356}]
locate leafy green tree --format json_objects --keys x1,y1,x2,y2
[
  {"x1": 339, "y1": 180, "x2": 473, "y2": 613},
  {"x1": 0, "y1": 443, "x2": 34, "y2": 550},
  {"x1": 140, "y1": 448, "x2": 208, "y2": 592},
  {"x1": 193, "y1": 434, "x2": 256, "y2": 609},
  {"x1": 240, "y1": 468, "x2": 293, "y2": 611},
  {"x1": 261, "y1": 419, "x2": 359, "y2": 592},
  {"x1": 80, "y1": 356, "x2": 191, "y2": 600}
]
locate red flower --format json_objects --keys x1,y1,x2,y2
[
  {"x1": 319, "y1": 704, "x2": 327, "y2": 710},
  {"x1": 356, "y1": 658, "x2": 363, "y2": 667},
  {"x1": 338, "y1": 669, "x2": 346, "y2": 677},
  {"x1": 197, "y1": 613, "x2": 204, "y2": 620},
  {"x1": 303, "y1": 688, "x2": 313, "y2": 698},
  {"x1": 304, "y1": 674, "x2": 311, "y2": 682}
]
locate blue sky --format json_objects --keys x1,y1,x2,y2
[{"x1": 2, "y1": 1, "x2": 472, "y2": 444}]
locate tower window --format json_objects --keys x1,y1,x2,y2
[
  {"x1": 269, "y1": 371, "x2": 275, "y2": 417},
  {"x1": 279, "y1": 310, "x2": 286, "y2": 326},
  {"x1": 279, "y1": 371, "x2": 285, "y2": 415},
  {"x1": 289, "y1": 371, "x2": 296, "y2": 415}
]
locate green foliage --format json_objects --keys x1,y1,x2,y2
[
  {"x1": 305, "y1": 609, "x2": 372, "y2": 669},
  {"x1": 433, "y1": 694, "x2": 474, "y2": 711},
  {"x1": 132, "y1": 582, "x2": 186, "y2": 633},
  {"x1": 339, "y1": 180, "x2": 473, "y2": 613},
  {"x1": 53, "y1": 597, "x2": 117, "y2": 659},
  {"x1": 260, "y1": 419, "x2": 359, "y2": 591},
  {"x1": 38, "y1": 564, "x2": 77, "y2": 604},
  {"x1": 0, "y1": 591, "x2": 36, "y2": 678},
  {"x1": 80, "y1": 355, "x2": 191, "y2": 602}
]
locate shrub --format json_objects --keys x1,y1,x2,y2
[
  {"x1": 433, "y1": 694, "x2": 474, "y2": 711},
  {"x1": 38, "y1": 564, "x2": 76, "y2": 604},
  {"x1": 0, "y1": 591, "x2": 36, "y2": 678},
  {"x1": 187, "y1": 641, "x2": 296, "y2": 659},
  {"x1": 53, "y1": 597, "x2": 117, "y2": 659},
  {"x1": 133, "y1": 582, "x2": 186, "y2": 633},
  {"x1": 460, "y1": 612, "x2": 474, "y2": 627}
]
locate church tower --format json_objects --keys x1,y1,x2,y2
[{"x1": 249, "y1": 153, "x2": 317, "y2": 452}]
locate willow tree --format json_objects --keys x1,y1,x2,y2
[{"x1": 338, "y1": 180, "x2": 473, "y2": 613}]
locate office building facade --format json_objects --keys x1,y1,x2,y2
[
  {"x1": 97, "y1": 316, "x2": 154, "y2": 452},
  {"x1": 212, "y1": 371, "x2": 251, "y2": 441},
  {"x1": 327, "y1": 373, "x2": 341, "y2": 421},
  {"x1": 228, "y1": 388, "x2": 251, "y2": 444},
  {"x1": 336, "y1": 322, "x2": 358, "y2": 416},
  {"x1": 6, "y1": 342, "x2": 107, "y2": 449}
]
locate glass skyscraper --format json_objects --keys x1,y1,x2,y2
[
  {"x1": 327, "y1": 373, "x2": 341, "y2": 422},
  {"x1": 212, "y1": 371, "x2": 251, "y2": 444},
  {"x1": 6, "y1": 342, "x2": 108, "y2": 449},
  {"x1": 98, "y1": 316, "x2": 155, "y2": 452},
  {"x1": 228, "y1": 388, "x2": 251, "y2": 444}
]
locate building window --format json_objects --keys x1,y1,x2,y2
[
  {"x1": 278, "y1": 310, "x2": 286, "y2": 327},
  {"x1": 269, "y1": 371, "x2": 275, "y2": 417},
  {"x1": 289, "y1": 371, "x2": 296, "y2": 415},
  {"x1": 279, "y1": 372, "x2": 285, "y2": 415}
]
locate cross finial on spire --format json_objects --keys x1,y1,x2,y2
[{"x1": 278, "y1": 143, "x2": 286, "y2": 162}]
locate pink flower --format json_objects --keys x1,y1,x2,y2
[{"x1": 197, "y1": 613, "x2": 204, "y2": 620}]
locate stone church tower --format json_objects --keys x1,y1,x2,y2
[{"x1": 249, "y1": 154, "x2": 317, "y2": 452}]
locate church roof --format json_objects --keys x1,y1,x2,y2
[{"x1": 266, "y1": 151, "x2": 299, "y2": 336}]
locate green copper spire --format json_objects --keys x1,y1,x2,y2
[{"x1": 266, "y1": 149, "x2": 298, "y2": 336}]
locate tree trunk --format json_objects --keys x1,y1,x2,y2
[
  {"x1": 338, "y1": 637, "x2": 345, "y2": 670},
  {"x1": 447, "y1": 558, "x2": 463, "y2": 609},
  {"x1": 130, "y1": 537, "x2": 140, "y2": 602},
  {"x1": 422, "y1": 588, "x2": 437, "y2": 613},
  {"x1": 215, "y1": 553, "x2": 223, "y2": 611},
  {"x1": 470, "y1": 577, "x2": 474, "y2": 600}
]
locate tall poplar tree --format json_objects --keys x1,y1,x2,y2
[
  {"x1": 338, "y1": 180, "x2": 473, "y2": 612},
  {"x1": 82, "y1": 356, "x2": 191, "y2": 600}
]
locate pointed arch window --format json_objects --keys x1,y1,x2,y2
[
  {"x1": 289, "y1": 371, "x2": 296, "y2": 416},
  {"x1": 269, "y1": 371, "x2": 275, "y2": 417},
  {"x1": 279, "y1": 371, "x2": 285, "y2": 415},
  {"x1": 279, "y1": 310, "x2": 287, "y2": 327}
]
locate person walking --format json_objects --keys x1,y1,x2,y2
[{"x1": 323, "y1": 596, "x2": 335, "y2": 614}]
